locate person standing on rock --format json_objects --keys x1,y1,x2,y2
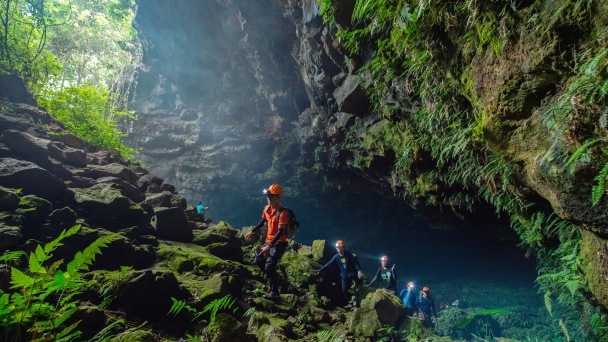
[
  {"x1": 315, "y1": 240, "x2": 363, "y2": 309},
  {"x1": 365, "y1": 255, "x2": 398, "y2": 294},
  {"x1": 416, "y1": 286, "x2": 437, "y2": 328},
  {"x1": 245, "y1": 183, "x2": 289, "y2": 300}
]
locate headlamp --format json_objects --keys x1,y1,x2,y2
[{"x1": 263, "y1": 189, "x2": 269, "y2": 195}]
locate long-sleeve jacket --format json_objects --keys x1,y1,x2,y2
[
  {"x1": 416, "y1": 293, "x2": 436, "y2": 317},
  {"x1": 316, "y1": 251, "x2": 361, "y2": 279},
  {"x1": 399, "y1": 289, "x2": 417, "y2": 310},
  {"x1": 367, "y1": 266, "x2": 398, "y2": 292}
]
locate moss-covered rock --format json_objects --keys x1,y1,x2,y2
[
  {"x1": 47, "y1": 206, "x2": 77, "y2": 230},
  {"x1": 247, "y1": 312, "x2": 270, "y2": 334},
  {"x1": 279, "y1": 249, "x2": 319, "y2": 290},
  {"x1": 0, "y1": 224, "x2": 21, "y2": 249},
  {"x1": 311, "y1": 239, "x2": 332, "y2": 262},
  {"x1": 0, "y1": 186, "x2": 19, "y2": 211},
  {"x1": 346, "y1": 307, "x2": 381, "y2": 338},
  {"x1": 156, "y1": 242, "x2": 246, "y2": 277},
  {"x1": 207, "y1": 313, "x2": 250, "y2": 342},
  {"x1": 66, "y1": 184, "x2": 147, "y2": 223},
  {"x1": 580, "y1": 229, "x2": 608, "y2": 308},
  {"x1": 360, "y1": 289, "x2": 406, "y2": 327},
  {"x1": 16, "y1": 194, "x2": 52, "y2": 229},
  {"x1": 111, "y1": 329, "x2": 159, "y2": 342},
  {"x1": 256, "y1": 324, "x2": 288, "y2": 342},
  {"x1": 152, "y1": 206, "x2": 193, "y2": 242}
]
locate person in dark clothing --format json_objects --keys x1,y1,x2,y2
[
  {"x1": 365, "y1": 255, "x2": 398, "y2": 294},
  {"x1": 245, "y1": 184, "x2": 289, "y2": 300},
  {"x1": 399, "y1": 281, "x2": 417, "y2": 316},
  {"x1": 416, "y1": 286, "x2": 437, "y2": 328},
  {"x1": 316, "y1": 240, "x2": 363, "y2": 309}
]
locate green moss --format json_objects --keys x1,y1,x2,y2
[
  {"x1": 155, "y1": 242, "x2": 243, "y2": 276},
  {"x1": 111, "y1": 329, "x2": 158, "y2": 342}
]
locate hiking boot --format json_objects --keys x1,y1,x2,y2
[
  {"x1": 343, "y1": 304, "x2": 353, "y2": 309},
  {"x1": 262, "y1": 292, "x2": 278, "y2": 300}
]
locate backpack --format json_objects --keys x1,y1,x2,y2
[{"x1": 277, "y1": 206, "x2": 300, "y2": 240}]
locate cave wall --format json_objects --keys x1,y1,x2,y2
[{"x1": 129, "y1": 0, "x2": 608, "y2": 311}]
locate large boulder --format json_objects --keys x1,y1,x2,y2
[
  {"x1": 112, "y1": 270, "x2": 188, "y2": 321},
  {"x1": 136, "y1": 174, "x2": 163, "y2": 192},
  {"x1": 192, "y1": 222, "x2": 242, "y2": 261},
  {"x1": 0, "y1": 112, "x2": 34, "y2": 132},
  {"x1": 96, "y1": 177, "x2": 145, "y2": 203},
  {"x1": 0, "y1": 158, "x2": 66, "y2": 200},
  {"x1": 144, "y1": 191, "x2": 186, "y2": 209},
  {"x1": 47, "y1": 143, "x2": 87, "y2": 167},
  {"x1": 0, "y1": 225, "x2": 21, "y2": 249},
  {"x1": 88, "y1": 163, "x2": 138, "y2": 184},
  {"x1": 0, "y1": 130, "x2": 50, "y2": 157},
  {"x1": 207, "y1": 313, "x2": 251, "y2": 342},
  {"x1": 311, "y1": 240, "x2": 334, "y2": 262},
  {"x1": 66, "y1": 184, "x2": 147, "y2": 223},
  {"x1": 361, "y1": 289, "x2": 406, "y2": 326},
  {"x1": 151, "y1": 207, "x2": 192, "y2": 242},
  {"x1": 346, "y1": 307, "x2": 382, "y2": 338},
  {"x1": 0, "y1": 186, "x2": 20, "y2": 211},
  {"x1": 16, "y1": 195, "x2": 52, "y2": 230},
  {"x1": 256, "y1": 324, "x2": 288, "y2": 342}
]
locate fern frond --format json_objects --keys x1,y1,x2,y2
[
  {"x1": 10, "y1": 267, "x2": 35, "y2": 289},
  {"x1": 592, "y1": 162, "x2": 608, "y2": 205},
  {"x1": 243, "y1": 307, "x2": 256, "y2": 318},
  {"x1": 544, "y1": 291, "x2": 553, "y2": 316},
  {"x1": 559, "y1": 318, "x2": 571, "y2": 342},
  {"x1": 168, "y1": 297, "x2": 186, "y2": 316},
  {"x1": 565, "y1": 138, "x2": 601, "y2": 173}
]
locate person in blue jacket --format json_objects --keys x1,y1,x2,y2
[
  {"x1": 399, "y1": 281, "x2": 417, "y2": 316},
  {"x1": 416, "y1": 286, "x2": 437, "y2": 327},
  {"x1": 316, "y1": 240, "x2": 362, "y2": 309}
]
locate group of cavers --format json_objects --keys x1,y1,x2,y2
[{"x1": 244, "y1": 183, "x2": 439, "y2": 328}]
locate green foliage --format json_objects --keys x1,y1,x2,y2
[
  {"x1": 455, "y1": 309, "x2": 512, "y2": 329},
  {"x1": 38, "y1": 85, "x2": 137, "y2": 159},
  {"x1": 168, "y1": 294, "x2": 238, "y2": 331},
  {"x1": 0, "y1": 225, "x2": 118, "y2": 341},
  {"x1": 316, "y1": 329, "x2": 346, "y2": 342}
]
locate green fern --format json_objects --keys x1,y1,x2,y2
[
  {"x1": 544, "y1": 291, "x2": 553, "y2": 316},
  {"x1": 591, "y1": 162, "x2": 608, "y2": 205}
]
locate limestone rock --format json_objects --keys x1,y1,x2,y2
[
  {"x1": 55, "y1": 133, "x2": 84, "y2": 148},
  {"x1": 247, "y1": 312, "x2": 270, "y2": 335},
  {"x1": 346, "y1": 307, "x2": 381, "y2": 338},
  {"x1": 151, "y1": 206, "x2": 192, "y2": 242},
  {"x1": 309, "y1": 305, "x2": 330, "y2": 323},
  {"x1": 193, "y1": 222, "x2": 242, "y2": 261},
  {"x1": 16, "y1": 195, "x2": 52, "y2": 229},
  {"x1": 0, "y1": 158, "x2": 66, "y2": 200}
]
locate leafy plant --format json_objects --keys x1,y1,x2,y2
[
  {"x1": 0, "y1": 225, "x2": 118, "y2": 342},
  {"x1": 455, "y1": 309, "x2": 512, "y2": 329},
  {"x1": 168, "y1": 294, "x2": 238, "y2": 330},
  {"x1": 38, "y1": 85, "x2": 138, "y2": 159}
]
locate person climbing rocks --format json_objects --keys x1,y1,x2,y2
[
  {"x1": 365, "y1": 255, "x2": 398, "y2": 294},
  {"x1": 416, "y1": 286, "x2": 437, "y2": 328},
  {"x1": 315, "y1": 240, "x2": 363, "y2": 309},
  {"x1": 196, "y1": 201, "x2": 208, "y2": 219},
  {"x1": 399, "y1": 281, "x2": 417, "y2": 316},
  {"x1": 245, "y1": 183, "x2": 289, "y2": 300}
]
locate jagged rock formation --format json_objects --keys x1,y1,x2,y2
[
  {"x1": 0, "y1": 96, "x2": 441, "y2": 340},
  {"x1": 129, "y1": 0, "x2": 608, "y2": 323}
]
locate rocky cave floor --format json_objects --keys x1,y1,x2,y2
[{"x1": 0, "y1": 100, "x2": 560, "y2": 341}]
